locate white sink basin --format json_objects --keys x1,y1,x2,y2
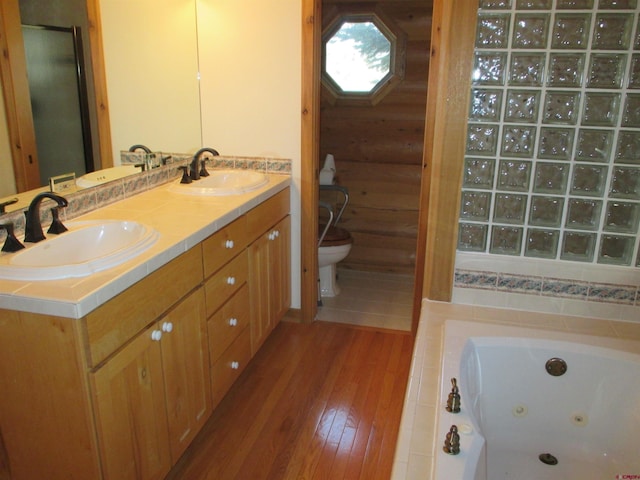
[
  {"x1": 0, "y1": 220, "x2": 159, "y2": 281},
  {"x1": 169, "y1": 169, "x2": 268, "y2": 196},
  {"x1": 76, "y1": 165, "x2": 140, "y2": 188}
]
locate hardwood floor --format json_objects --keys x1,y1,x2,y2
[{"x1": 166, "y1": 320, "x2": 414, "y2": 480}]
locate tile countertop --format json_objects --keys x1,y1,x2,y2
[{"x1": 0, "y1": 174, "x2": 291, "y2": 319}]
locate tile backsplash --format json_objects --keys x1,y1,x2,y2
[
  {"x1": 460, "y1": 0, "x2": 640, "y2": 268},
  {"x1": 0, "y1": 154, "x2": 291, "y2": 243}
]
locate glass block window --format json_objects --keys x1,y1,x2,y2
[{"x1": 461, "y1": 1, "x2": 640, "y2": 267}]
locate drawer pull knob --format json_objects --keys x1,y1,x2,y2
[
  {"x1": 225, "y1": 239, "x2": 235, "y2": 249},
  {"x1": 269, "y1": 230, "x2": 280, "y2": 241},
  {"x1": 162, "y1": 322, "x2": 173, "y2": 333},
  {"x1": 151, "y1": 330, "x2": 162, "y2": 341},
  {"x1": 229, "y1": 318, "x2": 238, "y2": 326},
  {"x1": 226, "y1": 276, "x2": 236, "y2": 285},
  {"x1": 231, "y1": 361, "x2": 240, "y2": 370}
]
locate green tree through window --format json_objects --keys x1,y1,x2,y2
[{"x1": 326, "y1": 21, "x2": 391, "y2": 92}]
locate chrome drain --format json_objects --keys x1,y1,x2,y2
[{"x1": 539, "y1": 453, "x2": 558, "y2": 465}]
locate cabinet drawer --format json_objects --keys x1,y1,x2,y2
[
  {"x1": 210, "y1": 326, "x2": 251, "y2": 409},
  {"x1": 84, "y1": 247, "x2": 203, "y2": 367},
  {"x1": 202, "y1": 216, "x2": 249, "y2": 278},
  {"x1": 245, "y1": 187, "x2": 290, "y2": 240},
  {"x1": 204, "y1": 250, "x2": 248, "y2": 317},
  {"x1": 208, "y1": 284, "x2": 250, "y2": 363}
]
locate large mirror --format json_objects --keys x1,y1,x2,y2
[{"x1": 0, "y1": 0, "x2": 202, "y2": 207}]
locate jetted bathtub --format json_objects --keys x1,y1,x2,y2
[{"x1": 434, "y1": 320, "x2": 640, "y2": 480}]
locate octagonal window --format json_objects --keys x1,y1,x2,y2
[
  {"x1": 322, "y1": 13, "x2": 406, "y2": 105},
  {"x1": 325, "y1": 21, "x2": 391, "y2": 93}
]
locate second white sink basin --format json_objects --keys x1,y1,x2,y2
[
  {"x1": 169, "y1": 169, "x2": 268, "y2": 196},
  {"x1": 0, "y1": 220, "x2": 159, "y2": 281}
]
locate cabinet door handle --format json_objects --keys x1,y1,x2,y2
[
  {"x1": 151, "y1": 330, "x2": 162, "y2": 341},
  {"x1": 226, "y1": 276, "x2": 236, "y2": 285},
  {"x1": 162, "y1": 322, "x2": 173, "y2": 333},
  {"x1": 231, "y1": 361, "x2": 240, "y2": 370},
  {"x1": 225, "y1": 239, "x2": 235, "y2": 249},
  {"x1": 228, "y1": 317, "x2": 238, "y2": 327}
]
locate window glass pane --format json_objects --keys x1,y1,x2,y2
[{"x1": 325, "y1": 21, "x2": 391, "y2": 92}]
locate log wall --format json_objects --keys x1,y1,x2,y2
[{"x1": 320, "y1": 0, "x2": 433, "y2": 274}]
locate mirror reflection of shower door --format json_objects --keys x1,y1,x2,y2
[{"x1": 22, "y1": 24, "x2": 94, "y2": 185}]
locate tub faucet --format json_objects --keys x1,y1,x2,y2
[
  {"x1": 446, "y1": 377, "x2": 461, "y2": 413},
  {"x1": 190, "y1": 147, "x2": 219, "y2": 181},
  {"x1": 443, "y1": 425, "x2": 460, "y2": 455},
  {"x1": 24, "y1": 192, "x2": 68, "y2": 243}
]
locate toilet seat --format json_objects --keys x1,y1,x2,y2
[{"x1": 318, "y1": 224, "x2": 352, "y2": 247}]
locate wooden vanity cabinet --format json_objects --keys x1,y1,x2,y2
[
  {"x1": 89, "y1": 253, "x2": 210, "y2": 480},
  {"x1": 0, "y1": 248, "x2": 208, "y2": 480},
  {"x1": 202, "y1": 217, "x2": 252, "y2": 409},
  {"x1": 0, "y1": 187, "x2": 291, "y2": 480},
  {"x1": 202, "y1": 187, "x2": 290, "y2": 407},
  {"x1": 247, "y1": 189, "x2": 291, "y2": 355}
]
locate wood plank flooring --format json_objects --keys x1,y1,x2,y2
[{"x1": 166, "y1": 320, "x2": 414, "y2": 480}]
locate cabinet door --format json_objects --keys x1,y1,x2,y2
[
  {"x1": 160, "y1": 288, "x2": 211, "y2": 462},
  {"x1": 248, "y1": 232, "x2": 270, "y2": 356},
  {"x1": 248, "y1": 215, "x2": 291, "y2": 356},
  {"x1": 269, "y1": 216, "x2": 291, "y2": 323},
  {"x1": 91, "y1": 327, "x2": 171, "y2": 480}
]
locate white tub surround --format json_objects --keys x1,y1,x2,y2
[
  {"x1": 453, "y1": 252, "x2": 640, "y2": 322},
  {"x1": 392, "y1": 300, "x2": 640, "y2": 480}
]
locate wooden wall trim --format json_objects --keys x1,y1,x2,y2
[
  {"x1": 300, "y1": 0, "x2": 321, "y2": 322},
  {"x1": 413, "y1": 0, "x2": 477, "y2": 329},
  {"x1": 85, "y1": 0, "x2": 113, "y2": 168},
  {"x1": 0, "y1": 0, "x2": 40, "y2": 192},
  {"x1": 0, "y1": 0, "x2": 114, "y2": 194}
]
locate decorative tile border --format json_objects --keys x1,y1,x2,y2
[
  {"x1": 0, "y1": 154, "x2": 292, "y2": 243},
  {"x1": 455, "y1": 268, "x2": 640, "y2": 307}
]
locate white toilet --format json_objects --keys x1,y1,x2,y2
[
  {"x1": 318, "y1": 161, "x2": 352, "y2": 297},
  {"x1": 318, "y1": 224, "x2": 352, "y2": 297}
]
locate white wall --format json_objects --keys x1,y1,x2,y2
[
  {"x1": 100, "y1": 0, "x2": 203, "y2": 164},
  {"x1": 197, "y1": 0, "x2": 302, "y2": 309}
]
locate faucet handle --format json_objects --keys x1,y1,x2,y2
[
  {"x1": 0, "y1": 223, "x2": 25, "y2": 252},
  {"x1": 0, "y1": 198, "x2": 18, "y2": 214},
  {"x1": 47, "y1": 207, "x2": 68, "y2": 235},
  {"x1": 199, "y1": 159, "x2": 210, "y2": 177},
  {"x1": 446, "y1": 377, "x2": 461, "y2": 413},
  {"x1": 443, "y1": 425, "x2": 460, "y2": 455},
  {"x1": 178, "y1": 166, "x2": 192, "y2": 184}
]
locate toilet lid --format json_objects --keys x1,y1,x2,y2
[{"x1": 319, "y1": 225, "x2": 352, "y2": 247}]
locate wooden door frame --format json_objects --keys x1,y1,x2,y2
[
  {"x1": 0, "y1": 0, "x2": 113, "y2": 194},
  {"x1": 300, "y1": 0, "x2": 477, "y2": 329}
]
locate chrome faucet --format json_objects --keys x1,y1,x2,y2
[
  {"x1": 190, "y1": 147, "x2": 219, "y2": 181},
  {"x1": 443, "y1": 425, "x2": 460, "y2": 455},
  {"x1": 446, "y1": 377, "x2": 461, "y2": 413},
  {"x1": 24, "y1": 192, "x2": 68, "y2": 243}
]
